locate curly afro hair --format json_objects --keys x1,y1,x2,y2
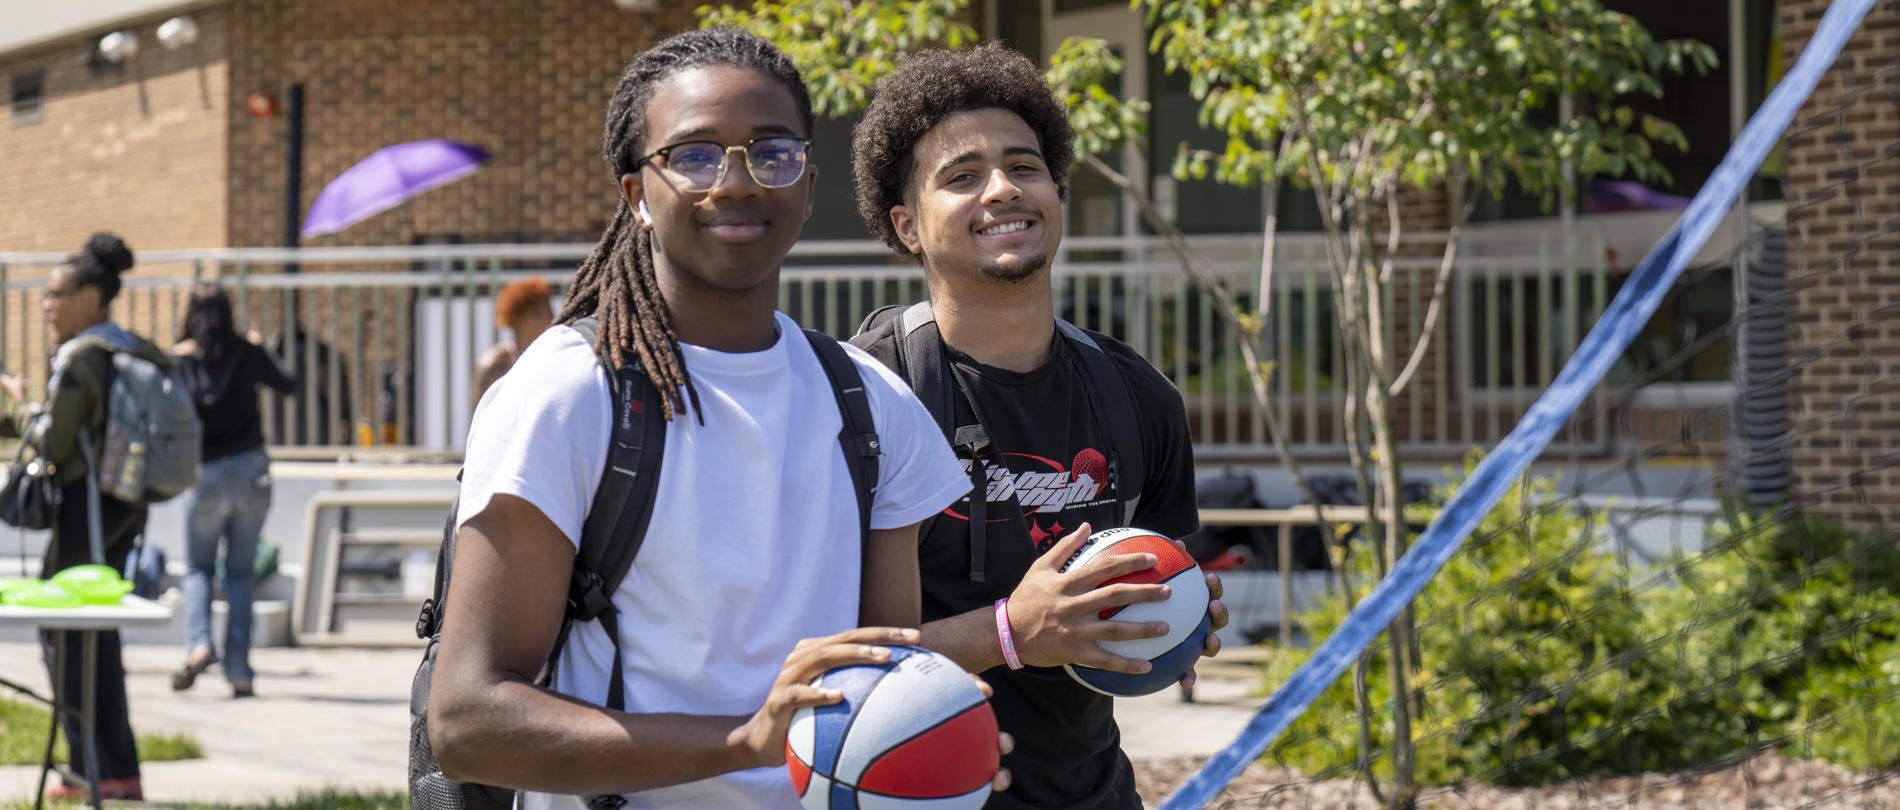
[{"x1": 852, "y1": 42, "x2": 1075, "y2": 259}]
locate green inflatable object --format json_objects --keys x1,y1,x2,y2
[
  {"x1": 2, "y1": 580, "x2": 83, "y2": 609},
  {"x1": 51, "y1": 564, "x2": 134, "y2": 605}
]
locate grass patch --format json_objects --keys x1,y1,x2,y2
[
  {"x1": 0, "y1": 694, "x2": 203, "y2": 766},
  {"x1": 253, "y1": 789, "x2": 408, "y2": 810}
]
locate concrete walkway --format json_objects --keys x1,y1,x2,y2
[{"x1": 0, "y1": 641, "x2": 1262, "y2": 805}]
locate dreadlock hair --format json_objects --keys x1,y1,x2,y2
[{"x1": 559, "y1": 27, "x2": 815, "y2": 422}]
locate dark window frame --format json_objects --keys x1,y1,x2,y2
[{"x1": 10, "y1": 69, "x2": 45, "y2": 124}]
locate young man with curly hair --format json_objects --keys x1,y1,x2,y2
[{"x1": 850, "y1": 43, "x2": 1228, "y2": 809}]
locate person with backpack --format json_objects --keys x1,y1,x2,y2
[
  {"x1": 0, "y1": 233, "x2": 168, "y2": 802},
  {"x1": 848, "y1": 45, "x2": 1230, "y2": 809},
  {"x1": 168, "y1": 283, "x2": 298, "y2": 698},
  {"x1": 421, "y1": 29, "x2": 988, "y2": 809}
]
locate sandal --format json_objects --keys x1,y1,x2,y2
[{"x1": 171, "y1": 647, "x2": 218, "y2": 692}]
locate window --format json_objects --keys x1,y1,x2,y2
[
  {"x1": 10, "y1": 69, "x2": 44, "y2": 123},
  {"x1": 993, "y1": 0, "x2": 1043, "y2": 62}
]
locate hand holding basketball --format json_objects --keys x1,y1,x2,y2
[
  {"x1": 732, "y1": 626, "x2": 922, "y2": 768},
  {"x1": 1004, "y1": 522, "x2": 1174, "y2": 674},
  {"x1": 1175, "y1": 539, "x2": 1231, "y2": 689}
]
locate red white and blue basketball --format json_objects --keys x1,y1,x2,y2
[
  {"x1": 786, "y1": 646, "x2": 999, "y2": 809},
  {"x1": 1058, "y1": 527, "x2": 1213, "y2": 696}
]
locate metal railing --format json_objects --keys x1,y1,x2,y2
[{"x1": 0, "y1": 230, "x2": 1608, "y2": 460}]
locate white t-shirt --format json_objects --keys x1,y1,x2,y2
[{"x1": 457, "y1": 311, "x2": 968, "y2": 810}]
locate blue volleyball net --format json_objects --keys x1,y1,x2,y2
[{"x1": 1158, "y1": 1, "x2": 1900, "y2": 806}]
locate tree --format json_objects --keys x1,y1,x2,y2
[
  {"x1": 1142, "y1": 1, "x2": 1712, "y2": 802},
  {"x1": 703, "y1": 1, "x2": 1712, "y2": 805}
]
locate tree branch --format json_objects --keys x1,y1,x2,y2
[
  {"x1": 1078, "y1": 153, "x2": 1336, "y2": 547},
  {"x1": 1390, "y1": 172, "x2": 1473, "y2": 398}
]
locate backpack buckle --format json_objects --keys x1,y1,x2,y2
[
  {"x1": 569, "y1": 569, "x2": 613, "y2": 622},
  {"x1": 415, "y1": 599, "x2": 435, "y2": 640}
]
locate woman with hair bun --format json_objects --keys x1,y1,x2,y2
[{"x1": 1, "y1": 232, "x2": 169, "y2": 802}]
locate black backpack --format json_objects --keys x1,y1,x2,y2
[
  {"x1": 852, "y1": 301, "x2": 1144, "y2": 583},
  {"x1": 408, "y1": 319, "x2": 882, "y2": 810}
]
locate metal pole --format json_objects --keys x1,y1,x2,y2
[
  {"x1": 1279, "y1": 520, "x2": 1294, "y2": 647},
  {"x1": 283, "y1": 82, "x2": 305, "y2": 447},
  {"x1": 33, "y1": 631, "x2": 61, "y2": 810},
  {"x1": 283, "y1": 82, "x2": 305, "y2": 273},
  {"x1": 82, "y1": 631, "x2": 101, "y2": 810}
]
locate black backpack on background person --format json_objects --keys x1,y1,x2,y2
[
  {"x1": 407, "y1": 320, "x2": 883, "y2": 810},
  {"x1": 854, "y1": 301, "x2": 1145, "y2": 583}
]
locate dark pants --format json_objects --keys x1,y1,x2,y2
[{"x1": 39, "y1": 480, "x2": 147, "y2": 782}]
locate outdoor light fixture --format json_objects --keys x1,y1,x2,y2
[
  {"x1": 156, "y1": 16, "x2": 201, "y2": 50},
  {"x1": 95, "y1": 30, "x2": 140, "y2": 63},
  {"x1": 612, "y1": 0, "x2": 659, "y2": 12}
]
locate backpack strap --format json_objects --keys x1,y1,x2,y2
[
  {"x1": 561, "y1": 318, "x2": 667, "y2": 719},
  {"x1": 888, "y1": 302, "x2": 958, "y2": 444},
  {"x1": 802, "y1": 329, "x2": 881, "y2": 554},
  {"x1": 876, "y1": 302, "x2": 994, "y2": 582},
  {"x1": 1055, "y1": 319, "x2": 1146, "y2": 524}
]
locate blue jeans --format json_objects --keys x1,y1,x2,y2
[{"x1": 183, "y1": 448, "x2": 272, "y2": 684}]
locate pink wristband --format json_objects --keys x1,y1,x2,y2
[{"x1": 994, "y1": 598, "x2": 1025, "y2": 670}]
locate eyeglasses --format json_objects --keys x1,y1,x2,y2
[
  {"x1": 636, "y1": 136, "x2": 812, "y2": 193},
  {"x1": 42, "y1": 287, "x2": 73, "y2": 304}
]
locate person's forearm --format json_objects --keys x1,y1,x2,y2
[
  {"x1": 922, "y1": 607, "x2": 1006, "y2": 674},
  {"x1": 432, "y1": 675, "x2": 760, "y2": 795}
]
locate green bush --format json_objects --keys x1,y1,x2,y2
[
  {"x1": 1265, "y1": 470, "x2": 1743, "y2": 786},
  {"x1": 1263, "y1": 468, "x2": 1900, "y2": 786},
  {"x1": 1646, "y1": 510, "x2": 1900, "y2": 770}
]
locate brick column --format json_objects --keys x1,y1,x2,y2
[{"x1": 1780, "y1": 0, "x2": 1900, "y2": 533}]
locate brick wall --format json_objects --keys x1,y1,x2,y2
[
  {"x1": 1780, "y1": 0, "x2": 1900, "y2": 533},
  {"x1": 1383, "y1": 184, "x2": 1457, "y2": 449},
  {"x1": 223, "y1": 0, "x2": 707, "y2": 253},
  {"x1": 0, "y1": 11, "x2": 230, "y2": 255}
]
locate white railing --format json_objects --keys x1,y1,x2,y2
[{"x1": 0, "y1": 231, "x2": 1609, "y2": 460}]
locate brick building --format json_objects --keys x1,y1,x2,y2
[
  {"x1": 1780, "y1": 0, "x2": 1900, "y2": 531},
  {"x1": 0, "y1": 0, "x2": 1893, "y2": 530},
  {"x1": 1, "y1": 0, "x2": 712, "y2": 255}
]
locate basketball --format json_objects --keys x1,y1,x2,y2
[
  {"x1": 787, "y1": 646, "x2": 1000, "y2": 809},
  {"x1": 1058, "y1": 527, "x2": 1213, "y2": 696}
]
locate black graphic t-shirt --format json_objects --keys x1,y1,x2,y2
[{"x1": 855, "y1": 320, "x2": 1200, "y2": 810}]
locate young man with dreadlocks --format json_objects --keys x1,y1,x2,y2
[
  {"x1": 850, "y1": 44, "x2": 1229, "y2": 809},
  {"x1": 427, "y1": 29, "x2": 984, "y2": 809}
]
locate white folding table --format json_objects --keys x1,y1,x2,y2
[{"x1": 0, "y1": 595, "x2": 172, "y2": 810}]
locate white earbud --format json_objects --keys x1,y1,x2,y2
[{"x1": 637, "y1": 199, "x2": 652, "y2": 226}]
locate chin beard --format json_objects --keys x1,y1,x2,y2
[{"x1": 978, "y1": 251, "x2": 1049, "y2": 283}]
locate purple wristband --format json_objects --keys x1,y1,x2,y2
[{"x1": 995, "y1": 598, "x2": 1025, "y2": 670}]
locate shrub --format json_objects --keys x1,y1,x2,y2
[
  {"x1": 1647, "y1": 510, "x2": 1900, "y2": 770},
  {"x1": 1263, "y1": 467, "x2": 1900, "y2": 786},
  {"x1": 1263, "y1": 469, "x2": 1743, "y2": 786}
]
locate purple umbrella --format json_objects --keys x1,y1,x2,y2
[
  {"x1": 1584, "y1": 179, "x2": 1691, "y2": 214},
  {"x1": 301, "y1": 140, "x2": 491, "y2": 238}
]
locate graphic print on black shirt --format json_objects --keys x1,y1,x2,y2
[
  {"x1": 854, "y1": 318, "x2": 1200, "y2": 810},
  {"x1": 951, "y1": 444, "x2": 1116, "y2": 554}
]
